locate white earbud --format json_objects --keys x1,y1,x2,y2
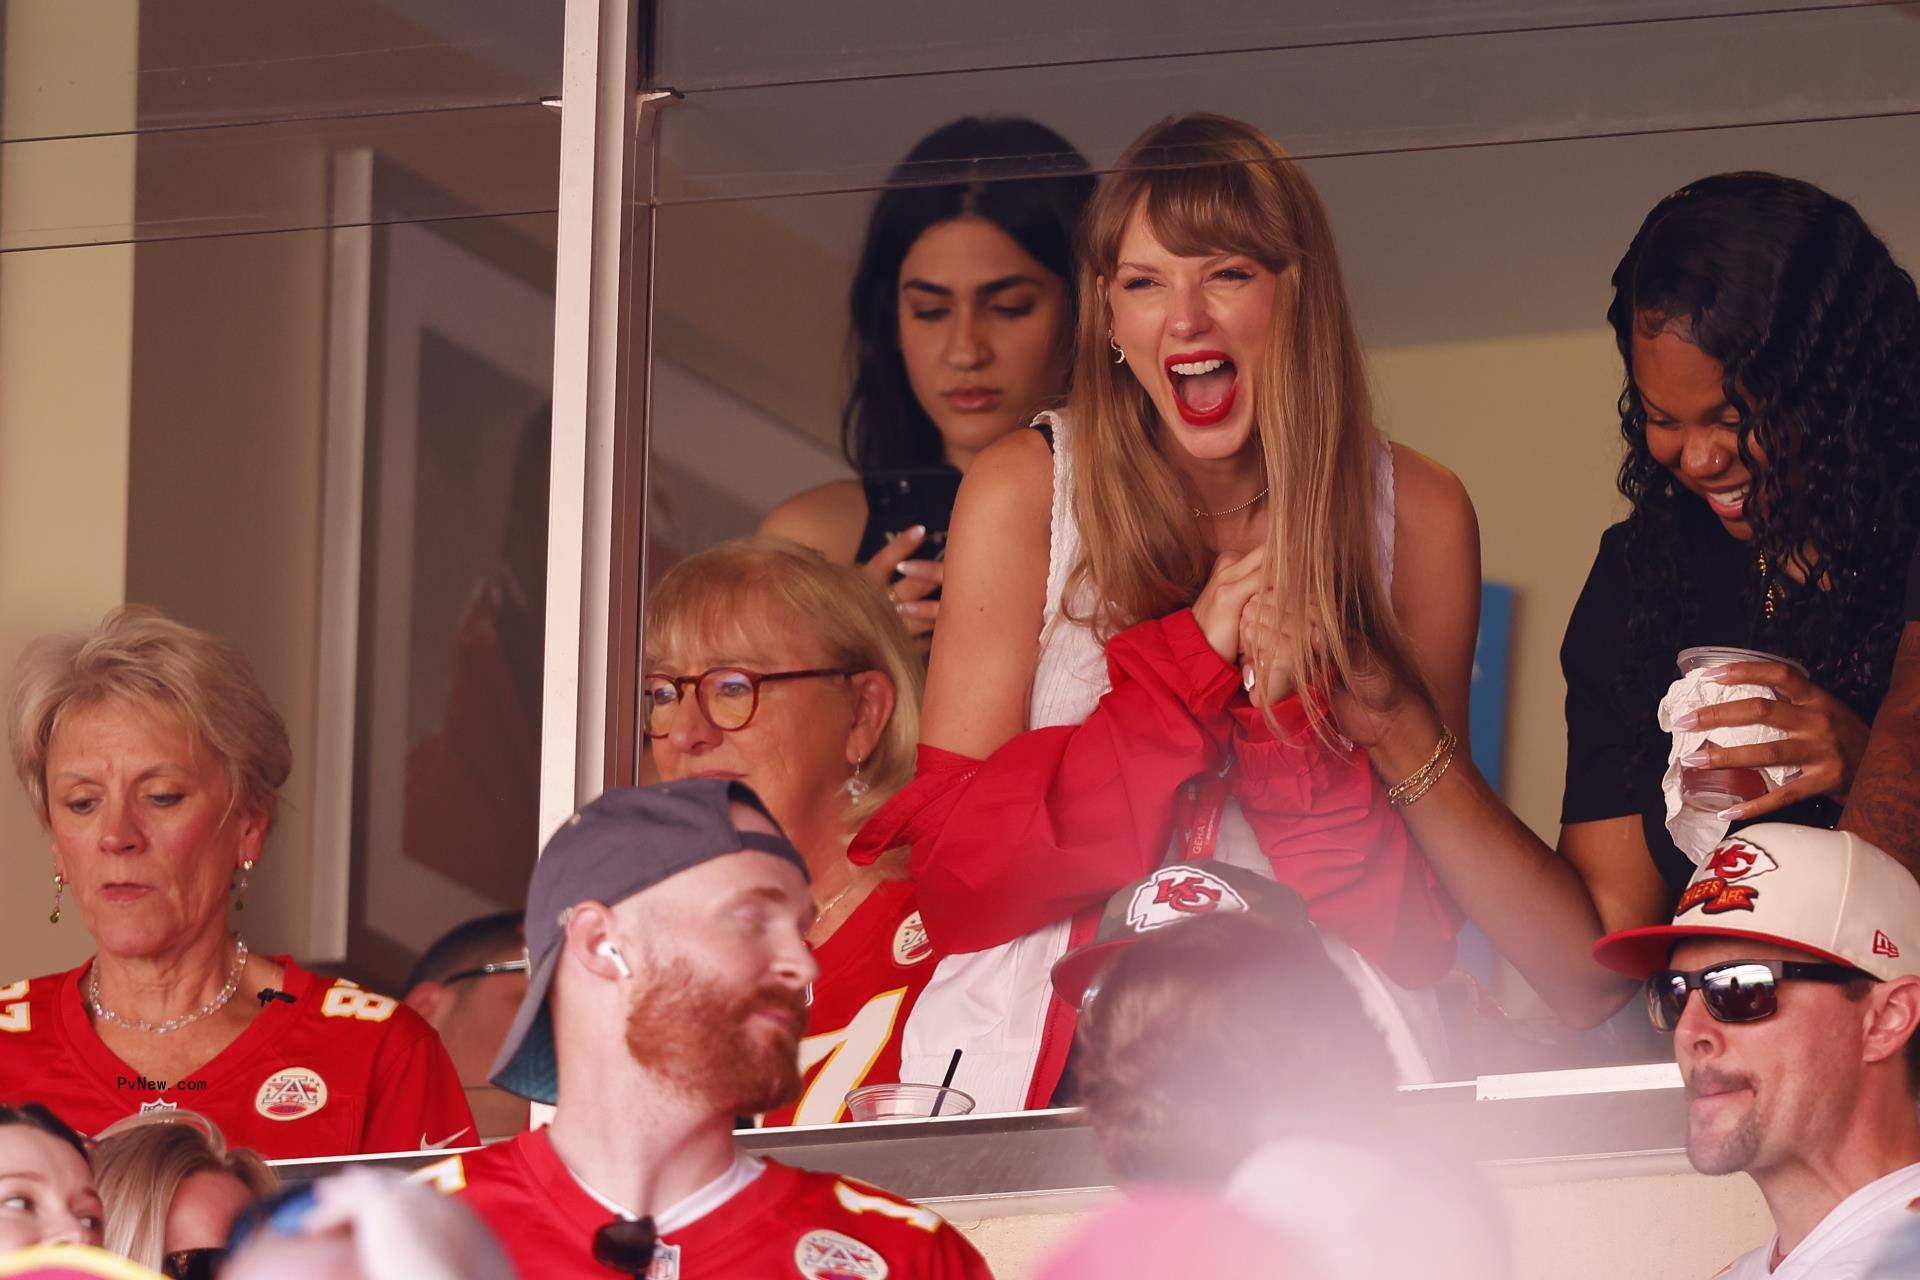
[{"x1": 596, "y1": 941, "x2": 633, "y2": 978}]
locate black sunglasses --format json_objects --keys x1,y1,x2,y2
[
  {"x1": 1647, "y1": 958, "x2": 1872, "y2": 1032},
  {"x1": 162, "y1": 1249, "x2": 228, "y2": 1280},
  {"x1": 443, "y1": 958, "x2": 530, "y2": 985},
  {"x1": 592, "y1": 1216, "x2": 659, "y2": 1278}
]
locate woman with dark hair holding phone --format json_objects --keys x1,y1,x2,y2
[{"x1": 761, "y1": 116, "x2": 1094, "y2": 646}]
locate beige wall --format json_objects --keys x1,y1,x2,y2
[
  {"x1": 122, "y1": 228, "x2": 331, "y2": 963},
  {"x1": 0, "y1": 1, "x2": 140, "y2": 981},
  {"x1": 1374, "y1": 330, "x2": 1630, "y2": 837}
]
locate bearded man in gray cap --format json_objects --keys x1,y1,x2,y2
[{"x1": 419, "y1": 778, "x2": 991, "y2": 1279}]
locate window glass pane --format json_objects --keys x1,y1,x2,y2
[
  {"x1": 654, "y1": 0, "x2": 1870, "y2": 91},
  {"x1": 0, "y1": 0, "x2": 558, "y2": 1151},
  {"x1": 0, "y1": 0, "x2": 561, "y2": 142},
  {"x1": 1, "y1": 105, "x2": 559, "y2": 252},
  {"x1": 647, "y1": 93, "x2": 1920, "y2": 1096},
  {"x1": 654, "y1": 6, "x2": 1920, "y2": 203}
]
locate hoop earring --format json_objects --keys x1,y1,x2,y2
[
  {"x1": 233, "y1": 859, "x2": 255, "y2": 913},
  {"x1": 1108, "y1": 331, "x2": 1125, "y2": 365},
  {"x1": 50, "y1": 873, "x2": 64, "y2": 925},
  {"x1": 843, "y1": 760, "x2": 871, "y2": 803}
]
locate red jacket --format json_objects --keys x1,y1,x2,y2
[{"x1": 851, "y1": 609, "x2": 1457, "y2": 989}]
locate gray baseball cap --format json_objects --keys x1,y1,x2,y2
[{"x1": 489, "y1": 778, "x2": 809, "y2": 1103}]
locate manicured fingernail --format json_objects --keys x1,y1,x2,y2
[
  {"x1": 907, "y1": 524, "x2": 926, "y2": 539},
  {"x1": 1673, "y1": 711, "x2": 1701, "y2": 730},
  {"x1": 1680, "y1": 750, "x2": 1713, "y2": 767},
  {"x1": 1704, "y1": 669, "x2": 1738, "y2": 684},
  {"x1": 896, "y1": 560, "x2": 931, "y2": 578},
  {"x1": 1717, "y1": 806, "x2": 1747, "y2": 821}
]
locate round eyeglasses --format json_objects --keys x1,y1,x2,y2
[{"x1": 642, "y1": 666, "x2": 863, "y2": 737}]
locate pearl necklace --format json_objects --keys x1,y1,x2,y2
[
  {"x1": 88, "y1": 937, "x2": 249, "y2": 1035},
  {"x1": 1192, "y1": 485, "x2": 1270, "y2": 518}
]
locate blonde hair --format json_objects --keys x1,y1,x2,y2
[
  {"x1": 7, "y1": 605, "x2": 293, "y2": 829},
  {"x1": 1068, "y1": 113, "x2": 1428, "y2": 736},
  {"x1": 94, "y1": 1110, "x2": 278, "y2": 1269},
  {"x1": 643, "y1": 537, "x2": 923, "y2": 821}
]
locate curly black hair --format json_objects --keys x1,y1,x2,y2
[
  {"x1": 841, "y1": 117, "x2": 1094, "y2": 473},
  {"x1": 1607, "y1": 171, "x2": 1920, "y2": 729}
]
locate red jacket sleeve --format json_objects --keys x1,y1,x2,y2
[
  {"x1": 1227, "y1": 698, "x2": 1458, "y2": 986},
  {"x1": 360, "y1": 1009, "x2": 477, "y2": 1154},
  {"x1": 850, "y1": 609, "x2": 1239, "y2": 953}
]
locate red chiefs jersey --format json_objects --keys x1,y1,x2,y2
[
  {"x1": 435, "y1": 1127, "x2": 992, "y2": 1279},
  {"x1": 0, "y1": 956, "x2": 473, "y2": 1158},
  {"x1": 761, "y1": 877, "x2": 938, "y2": 1128}
]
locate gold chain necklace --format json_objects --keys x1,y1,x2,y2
[
  {"x1": 1756, "y1": 551, "x2": 1781, "y2": 620},
  {"x1": 1192, "y1": 485, "x2": 1270, "y2": 519},
  {"x1": 814, "y1": 873, "x2": 874, "y2": 923}
]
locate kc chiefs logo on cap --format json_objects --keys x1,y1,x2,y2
[
  {"x1": 1678, "y1": 837, "x2": 1781, "y2": 917},
  {"x1": 1125, "y1": 865, "x2": 1248, "y2": 936}
]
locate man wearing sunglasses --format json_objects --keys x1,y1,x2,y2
[
  {"x1": 1593, "y1": 823, "x2": 1920, "y2": 1279},
  {"x1": 419, "y1": 779, "x2": 992, "y2": 1279},
  {"x1": 403, "y1": 912, "x2": 532, "y2": 1140}
]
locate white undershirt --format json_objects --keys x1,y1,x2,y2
[
  {"x1": 561, "y1": 1148, "x2": 766, "y2": 1232},
  {"x1": 1716, "y1": 1161, "x2": 1920, "y2": 1279}
]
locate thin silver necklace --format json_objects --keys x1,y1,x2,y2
[
  {"x1": 88, "y1": 936, "x2": 249, "y2": 1035},
  {"x1": 1192, "y1": 485, "x2": 1270, "y2": 518}
]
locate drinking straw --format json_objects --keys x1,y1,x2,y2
[{"x1": 930, "y1": 1049, "x2": 963, "y2": 1116}]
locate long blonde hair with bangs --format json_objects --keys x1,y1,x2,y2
[
  {"x1": 644, "y1": 537, "x2": 922, "y2": 822},
  {"x1": 1067, "y1": 113, "x2": 1428, "y2": 736}
]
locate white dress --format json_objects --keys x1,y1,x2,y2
[{"x1": 900, "y1": 410, "x2": 1443, "y2": 1113}]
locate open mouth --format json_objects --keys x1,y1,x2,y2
[
  {"x1": 1703, "y1": 485, "x2": 1749, "y2": 519},
  {"x1": 1165, "y1": 351, "x2": 1239, "y2": 426}
]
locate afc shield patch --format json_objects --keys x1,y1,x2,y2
[
  {"x1": 255, "y1": 1067, "x2": 329, "y2": 1121},
  {"x1": 891, "y1": 913, "x2": 931, "y2": 967},
  {"x1": 793, "y1": 1228, "x2": 888, "y2": 1280}
]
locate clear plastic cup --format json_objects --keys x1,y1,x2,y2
[
  {"x1": 1674, "y1": 646, "x2": 1806, "y2": 812},
  {"x1": 1676, "y1": 646, "x2": 1807, "y2": 678},
  {"x1": 1680, "y1": 765, "x2": 1771, "y2": 814},
  {"x1": 844, "y1": 1082, "x2": 976, "y2": 1121}
]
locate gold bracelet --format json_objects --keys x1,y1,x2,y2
[{"x1": 1388, "y1": 726, "x2": 1458, "y2": 808}]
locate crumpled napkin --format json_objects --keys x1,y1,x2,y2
[{"x1": 1657, "y1": 669, "x2": 1799, "y2": 865}]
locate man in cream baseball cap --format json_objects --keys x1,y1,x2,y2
[{"x1": 1593, "y1": 824, "x2": 1920, "y2": 1279}]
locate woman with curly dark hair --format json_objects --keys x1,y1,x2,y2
[
  {"x1": 1561, "y1": 171, "x2": 1920, "y2": 893},
  {"x1": 1325, "y1": 172, "x2": 1920, "y2": 1029}
]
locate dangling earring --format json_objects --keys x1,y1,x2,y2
[
  {"x1": 843, "y1": 760, "x2": 871, "y2": 803},
  {"x1": 233, "y1": 859, "x2": 255, "y2": 912},
  {"x1": 1108, "y1": 331, "x2": 1125, "y2": 365},
  {"x1": 50, "y1": 873, "x2": 64, "y2": 925}
]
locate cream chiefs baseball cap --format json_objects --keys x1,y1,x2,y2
[
  {"x1": 1050, "y1": 862, "x2": 1310, "y2": 1011},
  {"x1": 1592, "y1": 823, "x2": 1920, "y2": 981}
]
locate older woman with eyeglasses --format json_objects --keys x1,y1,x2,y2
[
  {"x1": 1, "y1": 606, "x2": 473, "y2": 1157},
  {"x1": 643, "y1": 538, "x2": 932, "y2": 1125}
]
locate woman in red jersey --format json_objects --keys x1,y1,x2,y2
[
  {"x1": 644, "y1": 538, "x2": 939, "y2": 1125},
  {"x1": 2, "y1": 607, "x2": 471, "y2": 1157}
]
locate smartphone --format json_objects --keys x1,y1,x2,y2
[{"x1": 861, "y1": 466, "x2": 962, "y2": 568}]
